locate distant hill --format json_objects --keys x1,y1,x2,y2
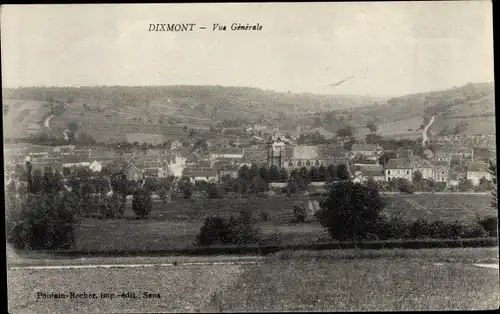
[
  {"x1": 344, "y1": 82, "x2": 495, "y2": 137},
  {"x1": 2, "y1": 85, "x2": 380, "y2": 142}
]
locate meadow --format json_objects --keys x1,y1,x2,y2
[
  {"x1": 214, "y1": 251, "x2": 499, "y2": 311},
  {"x1": 74, "y1": 194, "x2": 496, "y2": 252}
]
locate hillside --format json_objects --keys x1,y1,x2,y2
[
  {"x1": 2, "y1": 86, "x2": 379, "y2": 142},
  {"x1": 344, "y1": 82, "x2": 496, "y2": 137}
]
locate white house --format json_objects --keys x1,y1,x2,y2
[
  {"x1": 62, "y1": 155, "x2": 91, "y2": 168},
  {"x1": 351, "y1": 143, "x2": 383, "y2": 157},
  {"x1": 167, "y1": 155, "x2": 187, "y2": 177},
  {"x1": 384, "y1": 158, "x2": 413, "y2": 181},
  {"x1": 89, "y1": 160, "x2": 103, "y2": 172},
  {"x1": 466, "y1": 162, "x2": 491, "y2": 186},
  {"x1": 211, "y1": 148, "x2": 244, "y2": 160}
]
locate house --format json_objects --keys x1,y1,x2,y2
[
  {"x1": 89, "y1": 160, "x2": 103, "y2": 172},
  {"x1": 166, "y1": 154, "x2": 187, "y2": 177},
  {"x1": 414, "y1": 160, "x2": 449, "y2": 183},
  {"x1": 27, "y1": 147, "x2": 50, "y2": 159},
  {"x1": 53, "y1": 145, "x2": 76, "y2": 155},
  {"x1": 143, "y1": 168, "x2": 160, "y2": 178},
  {"x1": 433, "y1": 146, "x2": 474, "y2": 163},
  {"x1": 466, "y1": 162, "x2": 491, "y2": 186},
  {"x1": 274, "y1": 143, "x2": 350, "y2": 170},
  {"x1": 384, "y1": 158, "x2": 413, "y2": 181},
  {"x1": 353, "y1": 165, "x2": 385, "y2": 183},
  {"x1": 62, "y1": 155, "x2": 91, "y2": 168},
  {"x1": 396, "y1": 148, "x2": 413, "y2": 158},
  {"x1": 351, "y1": 143, "x2": 383, "y2": 157},
  {"x1": 217, "y1": 164, "x2": 241, "y2": 179},
  {"x1": 170, "y1": 140, "x2": 183, "y2": 150},
  {"x1": 73, "y1": 145, "x2": 92, "y2": 157},
  {"x1": 182, "y1": 168, "x2": 218, "y2": 184},
  {"x1": 31, "y1": 157, "x2": 63, "y2": 174},
  {"x1": 210, "y1": 148, "x2": 244, "y2": 160},
  {"x1": 243, "y1": 147, "x2": 267, "y2": 162}
]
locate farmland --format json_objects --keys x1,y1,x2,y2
[
  {"x1": 74, "y1": 194, "x2": 496, "y2": 252},
  {"x1": 8, "y1": 248, "x2": 499, "y2": 312}
]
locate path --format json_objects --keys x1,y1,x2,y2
[
  {"x1": 43, "y1": 114, "x2": 54, "y2": 129},
  {"x1": 422, "y1": 115, "x2": 435, "y2": 146}
]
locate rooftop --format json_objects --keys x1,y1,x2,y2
[{"x1": 385, "y1": 158, "x2": 413, "y2": 169}]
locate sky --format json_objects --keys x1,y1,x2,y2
[{"x1": 1, "y1": 2, "x2": 494, "y2": 97}]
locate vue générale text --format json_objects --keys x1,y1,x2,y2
[{"x1": 148, "y1": 23, "x2": 263, "y2": 32}]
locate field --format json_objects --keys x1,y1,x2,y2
[
  {"x1": 216, "y1": 252, "x2": 499, "y2": 311},
  {"x1": 2, "y1": 99, "x2": 51, "y2": 138},
  {"x1": 7, "y1": 248, "x2": 499, "y2": 312},
  {"x1": 74, "y1": 194, "x2": 496, "y2": 252}
]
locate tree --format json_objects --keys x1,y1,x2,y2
[
  {"x1": 378, "y1": 151, "x2": 397, "y2": 167},
  {"x1": 326, "y1": 164, "x2": 337, "y2": 181},
  {"x1": 316, "y1": 181, "x2": 386, "y2": 243},
  {"x1": 258, "y1": 166, "x2": 270, "y2": 182},
  {"x1": 249, "y1": 164, "x2": 259, "y2": 180},
  {"x1": 250, "y1": 176, "x2": 268, "y2": 193},
  {"x1": 317, "y1": 165, "x2": 327, "y2": 181},
  {"x1": 67, "y1": 122, "x2": 79, "y2": 142},
  {"x1": 308, "y1": 166, "x2": 318, "y2": 182},
  {"x1": 279, "y1": 168, "x2": 289, "y2": 182},
  {"x1": 269, "y1": 165, "x2": 280, "y2": 182},
  {"x1": 238, "y1": 165, "x2": 251, "y2": 182},
  {"x1": 336, "y1": 125, "x2": 354, "y2": 138},
  {"x1": 336, "y1": 164, "x2": 350, "y2": 180},
  {"x1": 206, "y1": 183, "x2": 225, "y2": 198},
  {"x1": 413, "y1": 170, "x2": 423, "y2": 183},
  {"x1": 489, "y1": 160, "x2": 497, "y2": 209},
  {"x1": 366, "y1": 121, "x2": 377, "y2": 133}
]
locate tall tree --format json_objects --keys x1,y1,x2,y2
[
  {"x1": 366, "y1": 121, "x2": 377, "y2": 133},
  {"x1": 378, "y1": 151, "x2": 397, "y2": 167},
  {"x1": 258, "y1": 166, "x2": 270, "y2": 182},
  {"x1": 269, "y1": 165, "x2": 280, "y2": 182},
  {"x1": 336, "y1": 164, "x2": 350, "y2": 180},
  {"x1": 279, "y1": 168, "x2": 289, "y2": 182},
  {"x1": 326, "y1": 164, "x2": 337, "y2": 181},
  {"x1": 316, "y1": 181, "x2": 386, "y2": 244},
  {"x1": 489, "y1": 160, "x2": 497, "y2": 209}
]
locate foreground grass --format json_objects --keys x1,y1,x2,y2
[
  {"x1": 215, "y1": 254, "x2": 500, "y2": 311},
  {"x1": 74, "y1": 219, "x2": 329, "y2": 252},
  {"x1": 8, "y1": 265, "x2": 243, "y2": 314}
]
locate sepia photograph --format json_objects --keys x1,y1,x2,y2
[{"x1": 2, "y1": 2, "x2": 498, "y2": 312}]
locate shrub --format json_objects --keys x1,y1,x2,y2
[
  {"x1": 259, "y1": 211, "x2": 270, "y2": 222},
  {"x1": 132, "y1": 189, "x2": 152, "y2": 218},
  {"x1": 195, "y1": 211, "x2": 263, "y2": 246},
  {"x1": 292, "y1": 205, "x2": 306, "y2": 223},
  {"x1": 206, "y1": 183, "x2": 225, "y2": 199},
  {"x1": 195, "y1": 215, "x2": 232, "y2": 246},
  {"x1": 316, "y1": 181, "x2": 386, "y2": 242},
  {"x1": 227, "y1": 211, "x2": 263, "y2": 245},
  {"x1": 478, "y1": 216, "x2": 498, "y2": 237},
  {"x1": 6, "y1": 192, "x2": 76, "y2": 250}
]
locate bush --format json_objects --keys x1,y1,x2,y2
[
  {"x1": 259, "y1": 211, "x2": 270, "y2": 222},
  {"x1": 227, "y1": 211, "x2": 263, "y2": 245},
  {"x1": 195, "y1": 211, "x2": 263, "y2": 246},
  {"x1": 132, "y1": 189, "x2": 152, "y2": 218},
  {"x1": 479, "y1": 216, "x2": 498, "y2": 237},
  {"x1": 6, "y1": 192, "x2": 76, "y2": 250},
  {"x1": 316, "y1": 181, "x2": 386, "y2": 242},
  {"x1": 292, "y1": 205, "x2": 306, "y2": 223},
  {"x1": 195, "y1": 215, "x2": 232, "y2": 246}
]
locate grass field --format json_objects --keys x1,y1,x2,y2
[
  {"x1": 216, "y1": 253, "x2": 499, "y2": 311},
  {"x1": 8, "y1": 248, "x2": 498, "y2": 312},
  {"x1": 73, "y1": 194, "x2": 496, "y2": 252}
]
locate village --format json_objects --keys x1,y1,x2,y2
[{"x1": 4, "y1": 129, "x2": 496, "y2": 196}]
